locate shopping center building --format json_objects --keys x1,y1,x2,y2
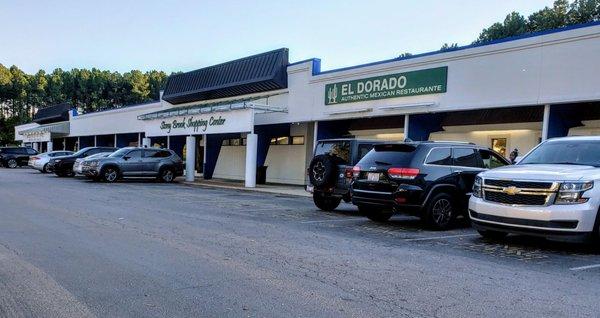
[{"x1": 15, "y1": 22, "x2": 600, "y2": 186}]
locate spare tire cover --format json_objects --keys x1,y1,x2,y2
[{"x1": 309, "y1": 155, "x2": 338, "y2": 188}]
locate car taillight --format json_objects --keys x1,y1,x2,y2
[
  {"x1": 352, "y1": 165, "x2": 361, "y2": 178},
  {"x1": 387, "y1": 167, "x2": 420, "y2": 179},
  {"x1": 344, "y1": 166, "x2": 353, "y2": 178},
  {"x1": 31, "y1": 157, "x2": 39, "y2": 160}
]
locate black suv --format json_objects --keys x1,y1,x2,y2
[
  {"x1": 0, "y1": 147, "x2": 38, "y2": 168},
  {"x1": 48, "y1": 146, "x2": 118, "y2": 177},
  {"x1": 307, "y1": 139, "x2": 384, "y2": 211},
  {"x1": 351, "y1": 141, "x2": 510, "y2": 229}
]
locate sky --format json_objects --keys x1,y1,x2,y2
[{"x1": 0, "y1": 0, "x2": 555, "y2": 74}]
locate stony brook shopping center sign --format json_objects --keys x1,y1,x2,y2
[
  {"x1": 325, "y1": 66, "x2": 447, "y2": 105},
  {"x1": 143, "y1": 108, "x2": 254, "y2": 137}
]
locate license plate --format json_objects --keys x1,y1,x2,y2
[{"x1": 367, "y1": 172, "x2": 380, "y2": 182}]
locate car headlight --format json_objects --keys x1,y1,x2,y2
[
  {"x1": 555, "y1": 181, "x2": 593, "y2": 204},
  {"x1": 472, "y1": 176, "x2": 483, "y2": 198}
]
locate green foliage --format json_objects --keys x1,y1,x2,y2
[
  {"x1": 398, "y1": 52, "x2": 413, "y2": 58},
  {"x1": 440, "y1": 43, "x2": 459, "y2": 51},
  {"x1": 475, "y1": 0, "x2": 600, "y2": 44},
  {"x1": 0, "y1": 64, "x2": 170, "y2": 145}
]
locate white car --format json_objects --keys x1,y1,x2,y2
[
  {"x1": 73, "y1": 152, "x2": 113, "y2": 175},
  {"x1": 29, "y1": 151, "x2": 74, "y2": 173},
  {"x1": 469, "y1": 136, "x2": 600, "y2": 243}
]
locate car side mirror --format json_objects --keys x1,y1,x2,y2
[{"x1": 123, "y1": 156, "x2": 130, "y2": 161}]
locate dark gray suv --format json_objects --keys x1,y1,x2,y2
[{"x1": 84, "y1": 147, "x2": 184, "y2": 183}]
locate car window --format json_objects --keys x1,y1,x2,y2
[
  {"x1": 426, "y1": 148, "x2": 452, "y2": 165},
  {"x1": 478, "y1": 149, "x2": 507, "y2": 169},
  {"x1": 452, "y1": 148, "x2": 479, "y2": 168},
  {"x1": 358, "y1": 144, "x2": 417, "y2": 167},
  {"x1": 26, "y1": 148, "x2": 37, "y2": 155},
  {"x1": 85, "y1": 149, "x2": 101, "y2": 156},
  {"x1": 126, "y1": 150, "x2": 142, "y2": 158},
  {"x1": 519, "y1": 140, "x2": 600, "y2": 167},
  {"x1": 357, "y1": 144, "x2": 375, "y2": 162},
  {"x1": 315, "y1": 141, "x2": 351, "y2": 165}
]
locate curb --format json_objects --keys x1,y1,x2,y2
[{"x1": 181, "y1": 181, "x2": 311, "y2": 198}]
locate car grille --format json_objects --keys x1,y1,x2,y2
[
  {"x1": 484, "y1": 179, "x2": 554, "y2": 189},
  {"x1": 482, "y1": 178, "x2": 556, "y2": 206},
  {"x1": 484, "y1": 191, "x2": 548, "y2": 206}
]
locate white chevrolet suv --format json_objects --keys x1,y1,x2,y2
[{"x1": 469, "y1": 136, "x2": 600, "y2": 243}]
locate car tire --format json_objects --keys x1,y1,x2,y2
[
  {"x1": 159, "y1": 167, "x2": 175, "y2": 183},
  {"x1": 423, "y1": 193, "x2": 456, "y2": 230},
  {"x1": 42, "y1": 164, "x2": 49, "y2": 173},
  {"x1": 477, "y1": 230, "x2": 508, "y2": 240},
  {"x1": 313, "y1": 193, "x2": 341, "y2": 211},
  {"x1": 308, "y1": 155, "x2": 337, "y2": 189},
  {"x1": 101, "y1": 167, "x2": 119, "y2": 183},
  {"x1": 358, "y1": 205, "x2": 393, "y2": 222},
  {"x1": 7, "y1": 159, "x2": 18, "y2": 169}
]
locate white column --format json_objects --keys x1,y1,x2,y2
[
  {"x1": 167, "y1": 135, "x2": 171, "y2": 149},
  {"x1": 77, "y1": 137, "x2": 80, "y2": 151},
  {"x1": 541, "y1": 104, "x2": 550, "y2": 142},
  {"x1": 94, "y1": 135, "x2": 97, "y2": 147},
  {"x1": 404, "y1": 114, "x2": 410, "y2": 140},
  {"x1": 185, "y1": 136, "x2": 196, "y2": 182},
  {"x1": 138, "y1": 133, "x2": 142, "y2": 147},
  {"x1": 32, "y1": 142, "x2": 39, "y2": 152},
  {"x1": 142, "y1": 137, "x2": 151, "y2": 148},
  {"x1": 114, "y1": 134, "x2": 117, "y2": 148},
  {"x1": 245, "y1": 133, "x2": 258, "y2": 188},
  {"x1": 47, "y1": 141, "x2": 53, "y2": 152},
  {"x1": 63, "y1": 138, "x2": 66, "y2": 150},
  {"x1": 313, "y1": 121, "x2": 319, "y2": 146}
]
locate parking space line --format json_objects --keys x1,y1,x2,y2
[
  {"x1": 402, "y1": 234, "x2": 479, "y2": 242},
  {"x1": 301, "y1": 218, "x2": 366, "y2": 224},
  {"x1": 569, "y1": 264, "x2": 600, "y2": 271}
]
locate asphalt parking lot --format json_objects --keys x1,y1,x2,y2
[{"x1": 1, "y1": 168, "x2": 599, "y2": 317}]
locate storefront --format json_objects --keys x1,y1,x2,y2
[{"x1": 14, "y1": 22, "x2": 600, "y2": 187}]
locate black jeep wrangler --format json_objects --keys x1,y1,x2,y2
[{"x1": 307, "y1": 139, "x2": 383, "y2": 211}]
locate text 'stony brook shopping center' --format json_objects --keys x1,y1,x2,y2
[{"x1": 15, "y1": 22, "x2": 600, "y2": 187}]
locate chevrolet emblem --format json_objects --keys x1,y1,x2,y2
[{"x1": 502, "y1": 186, "x2": 521, "y2": 195}]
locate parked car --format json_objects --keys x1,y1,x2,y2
[
  {"x1": 73, "y1": 152, "x2": 112, "y2": 176},
  {"x1": 469, "y1": 136, "x2": 600, "y2": 243},
  {"x1": 306, "y1": 139, "x2": 385, "y2": 211},
  {"x1": 48, "y1": 147, "x2": 118, "y2": 177},
  {"x1": 0, "y1": 147, "x2": 38, "y2": 168},
  {"x1": 84, "y1": 147, "x2": 184, "y2": 182},
  {"x1": 29, "y1": 151, "x2": 74, "y2": 173},
  {"x1": 351, "y1": 141, "x2": 510, "y2": 229}
]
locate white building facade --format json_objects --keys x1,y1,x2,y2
[{"x1": 15, "y1": 22, "x2": 600, "y2": 186}]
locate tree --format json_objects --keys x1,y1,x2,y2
[
  {"x1": 146, "y1": 70, "x2": 168, "y2": 100},
  {"x1": 528, "y1": 0, "x2": 570, "y2": 32},
  {"x1": 398, "y1": 52, "x2": 413, "y2": 58},
  {"x1": 475, "y1": 12, "x2": 528, "y2": 43},
  {"x1": 440, "y1": 43, "x2": 459, "y2": 51},
  {"x1": 568, "y1": 0, "x2": 600, "y2": 24}
]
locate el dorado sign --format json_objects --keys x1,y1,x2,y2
[
  {"x1": 325, "y1": 66, "x2": 447, "y2": 105},
  {"x1": 143, "y1": 108, "x2": 253, "y2": 137}
]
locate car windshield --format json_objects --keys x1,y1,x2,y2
[
  {"x1": 109, "y1": 148, "x2": 132, "y2": 158},
  {"x1": 86, "y1": 152, "x2": 110, "y2": 159},
  {"x1": 519, "y1": 140, "x2": 600, "y2": 167},
  {"x1": 72, "y1": 147, "x2": 93, "y2": 157}
]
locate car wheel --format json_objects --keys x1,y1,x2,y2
[
  {"x1": 313, "y1": 193, "x2": 341, "y2": 211},
  {"x1": 7, "y1": 159, "x2": 18, "y2": 169},
  {"x1": 424, "y1": 193, "x2": 456, "y2": 230},
  {"x1": 160, "y1": 168, "x2": 175, "y2": 183},
  {"x1": 308, "y1": 155, "x2": 337, "y2": 189},
  {"x1": 42, "y1": 164, "x2": 49, "y2": 173},
  {"x1": 102, "y1": 167, "x2": 119, "y2": 183},
  {"x1": 477, "y1": 230, "x2": 508, "y2": 240},
  {"x1": 358, "y1": 205, "x2": 393, "y2": 222}
]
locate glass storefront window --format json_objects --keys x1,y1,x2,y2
[{"x1": 491, "y1": 138, "x2": 507, "y2": 157}]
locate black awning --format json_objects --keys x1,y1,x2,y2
[
  {"x1": 33, "y1": 103, "x2": 72, "y2": 124},
  {"x1": 162, "y1": 48, "x2": 289, "y2": 105},
  {"x1": 441, "y1": 105, "x2": 544, "y2": 126}
]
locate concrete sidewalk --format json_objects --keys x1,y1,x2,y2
[{"x1": 182, "y1": 178, "x2": 311, "y2": 197}]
